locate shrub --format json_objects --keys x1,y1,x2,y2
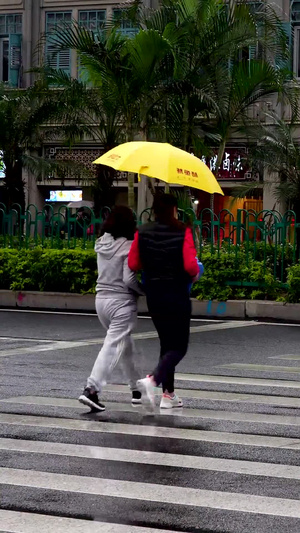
[
  {"x1": 0, "y1": 247, "x2": 297, "y2": 301},
  {"x1": 191, "y1": 250, "x2": 284, "y2": 301},
  {"x1": 0, "y1": 248, "x2": 97, "y2": 294},
  {"x1": 286, "y1": 264, "x2": 300, "y2": 303}
]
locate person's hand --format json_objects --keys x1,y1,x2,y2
[{"x1": 192, "y1": 260, "x2": 204, "y2": 283}]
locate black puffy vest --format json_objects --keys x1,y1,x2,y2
[{"x1": 138, "y1": 221, "x2": 189, "y2": 288}]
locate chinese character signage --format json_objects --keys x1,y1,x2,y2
[{"x1": 202, "y1": 148, "x2": 248, "y2": 180}]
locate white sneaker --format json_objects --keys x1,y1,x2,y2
[
  {"x1": 160, "y1": 393, "x2": 183, "y2": 409},
  {"x1": 137, "y1": 376, "x2": 155, "y2": 411}
]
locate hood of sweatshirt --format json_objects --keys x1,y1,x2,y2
[{"x1": 94, "y1": 232, "x2": 128, "y2": 260}]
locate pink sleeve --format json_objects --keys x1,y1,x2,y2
[
  {"x1": 128, "y1": 231, "x2": 142, "y2": 271},
  {"x1": 183, "y1": 228, "x2": 199, "y2": 278}
]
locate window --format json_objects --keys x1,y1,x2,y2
[
  {"x1": 78, "y1": 11, "x2": 106, "y2": 81},
  {"x1": 113, "y1": 10, "x2": 138, "y2": 37},
  {"x1": 292, "y1": 2, "x2": 300, "y2": 22},
  {"x1": 0, "y1": 39, "x2": 8, "y2": 82},
  {"x1": 45, "y1": 12, "x2": 72, "y2": 74},
  {"x1": 79, "y1": 10, "x2": 106, "y2": 32},
  {"x1": 294, "y1": 26, "x2": 300, "y2": 77},
  {"x1": 46, "y1": 11, "x2": 72, "y2": 33},
  {"x1": 276, "y1": 22, "x2": 291, "y2": 72},
  {"x1": 0, "y1": 14, "x2": 22, "y2": 35},
  {"x1": 0, "y1": 15, "x2": 22, "y2": 87}
]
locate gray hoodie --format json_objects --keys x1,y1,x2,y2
[{"x1": 95, "y1": 233, "x2": 141, "y2": 301}]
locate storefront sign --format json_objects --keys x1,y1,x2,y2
[
  {"x1": 47, "y1": 190, "x2": 82, "y2": 202},
  {"x1": 201, "y1": 148, "x2": 248, "y2": 180}
]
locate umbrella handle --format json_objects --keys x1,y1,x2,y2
[{"x1": 138, "y1": 166, "x2": 149, "y2": 182}]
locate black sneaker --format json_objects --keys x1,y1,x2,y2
[
  {"x1": 78, "y1": 387, "x2": 105, "y2": 412},
  {"x1": 132, "y1": 390, "x2": 142, "y2": 405}
]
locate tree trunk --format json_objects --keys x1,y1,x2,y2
[
  {"x1": 215, "y1": 137, "x2": 227, "y2": 177},
  {"x1": 128, "y1": 173, "x2": 135, "y2": 210},
  {"x1": 139, "y1": 122, "x2": 155, "y2": 204},
  {"x1": 293, "y1": 202, "x2": 300, "y2": 258},
  {"x1": 2, "y1": 161, "x2": 25, "y2": 212},
  {"x1": 93, "y1": 164, "x2": 115, "y2": 216},
  {"x1": 124, "y1": 126, "x2": 136, "y2": 210},
  {"x1": 211, "y1": 137, "x2": 227, "y2": 213},
  {"x1": 182, "y1": 96, "x2": 189, "y2": 152}
]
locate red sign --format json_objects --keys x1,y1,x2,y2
[
  {"x1": 177, "y1": 168, "x2": 198, "y2": 177},
  {"x1": 201, "y1": 148, "x2": 248, "y2": 181}
]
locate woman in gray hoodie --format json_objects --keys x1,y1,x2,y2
[{"x1": 79, "y1": 206, "x2": 142, "y2": 412}]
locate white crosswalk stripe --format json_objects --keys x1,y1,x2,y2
[
  {"x1": 4, "y1": 386, "x2": 300, "y2": 407},
  {"x1": 0, "y1": 510, "x2": 173, "y2": 533},
  {"x1": 2, "y1": 467, "x2": 300, "y2": 517},
  {"x1": 2, "y1": 438, "x2": 300, "y2": 479},
  {"x1": 2, "y1": 375, "x2": 300, "y2": 532}
]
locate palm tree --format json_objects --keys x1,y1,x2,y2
[
  {"x1": 231, "y1": 112, "x2": 300, "y2": 249},
  {"x1": 39, "y1": 62, "x2": 126, "y2": 212},
  {"x1": 43, "y1": 24, "x2": 175, "y2": 208},
  {"x1": 233, "y1": 113, "x2": 300, "y2": 214},
  {"x1": 138, "y1": 0, "x2": 295, "y2": 164},
  {"x1": 0, "y1": 79, "x2": 93, "y2": 210},
  {"x1": 40, "y1": 0, "x2": 298, "y2": 211}
]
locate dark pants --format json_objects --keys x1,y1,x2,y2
[{"x1": 146, "y1": 287, "x2": 191, "y2": 393}]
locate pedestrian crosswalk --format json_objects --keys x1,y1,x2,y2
[{"x1": 1, "y1": 375, "x2": 300, "y2": 532}]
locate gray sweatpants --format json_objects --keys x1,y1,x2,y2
[{"x1": 87, "y1": 297, "x2": 140, "y2": 393}]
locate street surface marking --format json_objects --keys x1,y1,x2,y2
[
  {"x1": 3, "y1": 389, "x2": 300, "y2": 409},
  {"x1": 175, "y1": 373, "x2": 300, "y2": 388},
  {"x1": 0, "y1": 321, "x2": 258, "y2": 357},
  {"x1": 220, "y1": 363, "x2": 300, "y2": 373},
  {"x1": 0, "y1": 510, "x2": 172, "y2": 533},
  {"x1": 2, "y1": 437, "x2": 300, "y2": 480},
  {"x1": 2, "y1": 467, "x2": 300, "y2": 518},
  {"x1": 270, "y1": 355, "x2": 300, "y2": 360},
  {"x1": 258, "y1": 322, "x2": 300, "y2": 327},
  {"x1": 0, "y1": 336, "x2": 55, "y2": 343},
  {"x1": 1, "y1": 413, "x2": 300, "y2": 449},
  {"x1": 1, "y1": 398, "x2": 299, "y2": 425},
  {"x1": 0, "y1": 341, "x2": 82, "y2": 357}
]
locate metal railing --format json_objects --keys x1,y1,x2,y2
[
  {"x1": 1, "y1": 203, "x2": 299, "y2": 284},
  {"x1": 190, "y1": 207, "x2": 300, "y2": 285}
]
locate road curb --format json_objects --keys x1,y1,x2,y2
[{"x1": 0, "y1": 290, "x2": 299, "y2": 322}]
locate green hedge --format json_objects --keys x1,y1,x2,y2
[
  {"x1": 192, "y1": 251, "x2": 284, "y2": 301},
  {"x1": 0, "y1": 247, "x2": 299, "y2": 302},
  {"x1": 287, "y1": 264, "x2": 300, "y2": 303},
  {"x1": 0, "y1": 248, "x2": 97, "y2": 294}
]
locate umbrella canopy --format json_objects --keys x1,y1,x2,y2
[{"x1": 93, "y1": 141, "x2": 223, "y2": 195}]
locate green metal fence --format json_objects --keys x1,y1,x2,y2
[
  {"x1": 1, "y1": 203, "x2": 299, "y2": 285},
  {"x1": 189, "y1": 207, "x2": 300, "y2": 286}
]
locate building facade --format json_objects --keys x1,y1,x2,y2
[
  {"x1": 0, "y1": 0, "x2": 151, "y2": 212},
  {"x1": 0, "y1": 0, "x2": 295, "y2": 214}
]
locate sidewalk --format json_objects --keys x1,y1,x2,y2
[{"x1": 0, "y1": 290, "x2": 300, "y2": 322}]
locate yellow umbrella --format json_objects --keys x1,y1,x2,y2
[{"x1": 93, "y1": 141, "x2": 223, "y2": 195}]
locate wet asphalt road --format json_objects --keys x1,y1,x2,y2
[{"x1": 1, "y1": 309, "x2": 300, "y2": 532}]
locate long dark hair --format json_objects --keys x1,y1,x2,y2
[
  {"x1": 152, "y1": 193, "x2": 186, "y2": 228},
  {"x1": 101, "y1": 206, "x2": 136, "y2": 240}
]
